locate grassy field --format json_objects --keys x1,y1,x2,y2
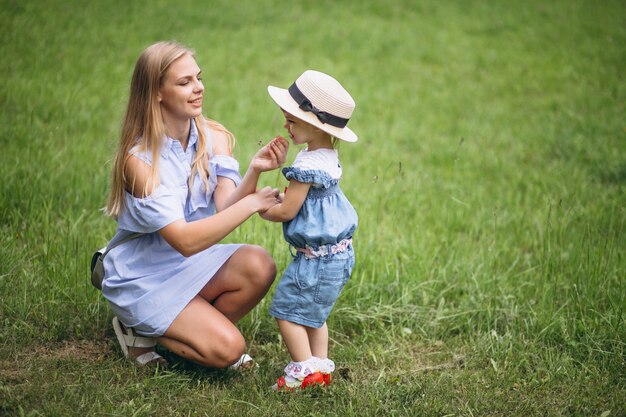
[{"x1": 1, "y1": 0, "x2": 624, "y2": 415}]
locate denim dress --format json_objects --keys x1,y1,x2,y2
[
  {"x1": 269, "y1": 148, "x2": 358, "y2": 328},
  {"x1": 101, "y1": 120, "x2": 243, "y2": 337}
]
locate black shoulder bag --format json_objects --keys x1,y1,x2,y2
[{"x1": 90, "y1": 232, "x2": 143, "y2": 290}]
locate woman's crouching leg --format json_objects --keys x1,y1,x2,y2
[
  {"x1": 199, "y1": 244, "x2": 277, "y2": 323},
  {"x1": 159, "y1": 296, "x2": 246, "y2": 368}
]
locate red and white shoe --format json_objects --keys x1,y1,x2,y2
[
  {"x1": 273, "y1": 371, "x2": 327, "y2": 391},
  {"x1": 322, "y1": 372, "x2": 332, "y2": 386}
]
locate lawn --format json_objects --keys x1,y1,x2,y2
[{"x1": 0, "y1": 0, "x2": 624, "y2": 416}]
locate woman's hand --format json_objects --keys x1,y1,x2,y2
[
  {"x1": 257, "y1": 179, "x2": 310, "y2": 223},
  {"x1": 219, "y1": 137, "x2": 287, "y2": 210},
  {"x1": 248, "y1": 186, "x2": 281, "y2": 213},
  {"x1": 249, "y1": 136, "x2": 289, "y2": 173}
]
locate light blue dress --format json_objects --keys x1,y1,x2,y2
[
  {"x1": 102, "y1": 120, "x2": 243, "y2": 337},
  {"x1": 269, "y1": 148, "x2": 358, "y2": 328}
]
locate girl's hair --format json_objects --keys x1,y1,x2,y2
[{"x1": 105, "y1": 41, "x2": 234, "y2": 218}]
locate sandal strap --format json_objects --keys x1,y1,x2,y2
[
  {"x1": 229, "y1": 353, "x2": 255, "y2": 370},
  {"x1": 134, "y1": 351, "x2": 164, "y2": 366},
  {"x1": 124, "y1": 332, "x2": 156, "y2": 348},
  {"x1": 118, "y1": 320, "x2": 156, "y2": 348}
]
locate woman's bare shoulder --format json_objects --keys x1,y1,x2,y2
[
  {"x1": 124, "y1": 155, "x2": 157, "y2": 198},
  {"x1": 208, "y1": 124, "x2": 233, "y2": 156}
]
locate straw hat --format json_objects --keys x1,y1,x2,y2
[{"x1": 268, "y1": 70, "x2": 357, "y2": 142}]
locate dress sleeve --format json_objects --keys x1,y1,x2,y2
[
  {"x1": 117, "y1": 185, "x2": 185, "y2": 233},
  {"x1": 282, "y1": 167, "x2": 337, "y2": 188},
  {"x1": 211, "y1": 155, "x2": 242, "y2": 186}
]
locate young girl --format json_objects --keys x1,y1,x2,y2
[{"x1": 261, "y1": 70, "x2": 358, "y2": 390}]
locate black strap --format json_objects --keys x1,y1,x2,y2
[
  {"x1": 288, "y1": 83, "x2": 350, "y2": 128},
  {"x1": 101, "y1": 232, "x2": 144, "y2": 258}
]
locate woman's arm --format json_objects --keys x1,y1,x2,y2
[
  {"x1": 159, "y1": 186, "x2": 279, "y2": 257},
  {"x1": 214, "y1": 135, "x2": 288, "y2": 212},
  {"x1": 260, "y1": 179, "x2": 310, "y2": 222},
  {"x1": 125, "y1": 152, "x2": 279, "y2": 257}
]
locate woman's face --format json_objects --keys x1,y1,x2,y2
[{"x1": 158, "y1": 53, "x2": 204, "y2": 122}]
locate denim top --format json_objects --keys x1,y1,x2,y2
[{"x1": 281, "y1": 148, "x2": 358, "y2": 250}]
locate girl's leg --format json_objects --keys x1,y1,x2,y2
[
  {"x1": 306, "y1": 323, "x2": 333, "y2": 385},
  {"x1": 274, "y1": 320, "x2": 331, "y2": 390},
  {"x1": 159, "y1": 296, "x2": 246, "y2": 368},
  {"x1": 306, "y1": 322, "x2": 329, "y2": 359},
  {"x1": 198, "y1": 245, "x2": 276, "y2": 323},
  {"x1": 276, "y1": 319, "x2": 312, "y2": 362}
]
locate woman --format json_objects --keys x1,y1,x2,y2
[{"x1": 102, "y1": 41, "x2": 289, "y2": 367}]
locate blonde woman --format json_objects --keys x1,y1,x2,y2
[{"x1": 102, "y1": 41, "x2": 288, "y2": 367}]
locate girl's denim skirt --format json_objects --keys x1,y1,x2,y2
[{"x1": 269, "y1": 248, "x2": 354, "y2": 328}]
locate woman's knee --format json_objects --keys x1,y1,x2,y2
[
  {"x1": 216, "y1": 330, "x2": 246, "y2": 367},
  {"x1": 199, "y1": 327, "x2": 246, "y2": 368},
  {"x1": 241, "y1": 245, "x2": 277, "y2": 286}
]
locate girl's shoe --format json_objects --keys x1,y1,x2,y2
[
  {"x1": 273, "y1": 371, "x2": 326, "y2": 391},
  {"x1": 322, "y1": 372, "x2": 332, "y2": 386}
]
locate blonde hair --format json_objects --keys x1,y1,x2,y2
[{"x1": 106, "y1": 41, "x2": 234, "y2": 218}]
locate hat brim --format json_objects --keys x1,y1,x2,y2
[{"x1": 267, "y1": 86, "x2": 358, "y2": 142}]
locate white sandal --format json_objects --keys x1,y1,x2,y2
[
  {"x1": 112, "y1": 316, "x2": 167, "y2": 366},
  {"x1": 229, "y1": 353, "x2": 258, "y2": 370}
]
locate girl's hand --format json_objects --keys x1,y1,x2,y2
[
  {"x1": 248, "y1": 186, "x2": 281, "y2": 213},
  {"x1": 249, "y1": 136, "x2": 289, "y2": 173}
]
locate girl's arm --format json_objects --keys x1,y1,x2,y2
[
  {"x1": 214, "y1": 135, "x2": 288, "y2": 212},
  {"x1": 260, "y1": 179, "x2": 310, "y2": 222},
  {"x1": 125, "y1": 153, "x2": 280, "y2": 258}
]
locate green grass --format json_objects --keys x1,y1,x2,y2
[{"x1": 1, "y1": 0, "x2": 624, "y2": 415}]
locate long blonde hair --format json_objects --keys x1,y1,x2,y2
[{"x1": 106, "y1": 41, "x2": 234, "y2": 218}]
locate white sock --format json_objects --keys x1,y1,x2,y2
[
  {"x1": 312, "y1": 356, "x2": 335, "y2": 373},
  {"x1": 284, "y1": 358, "x2": 318, "y2": 379}
]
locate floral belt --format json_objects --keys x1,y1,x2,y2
[{"x1": 296, "y1": 238, "x2": 353, "y2": 259}]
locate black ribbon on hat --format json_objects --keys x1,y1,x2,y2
[{"x1": 288, "y1": 83, "x2": 349, "y2": 128}]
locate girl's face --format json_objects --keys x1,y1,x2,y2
[
  {"x1": 282, "y1": 110, "x2": 319, "y2": 146},
  {"x1": 158, "y1": 53, "x2": 204, "y2": 122}
]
